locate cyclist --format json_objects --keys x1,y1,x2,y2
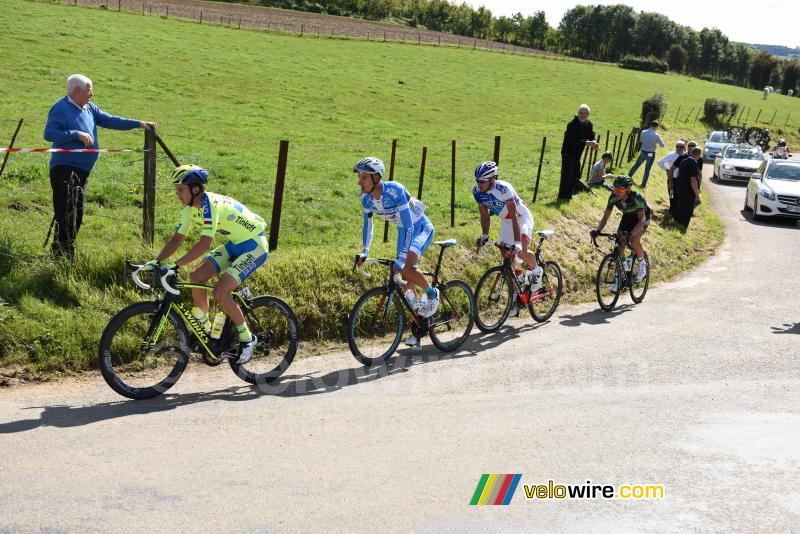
[
  {"x1": 472, "y1": 161, "x2": 542, "y2": 317},
  {"x1": 353, "y1": 157, "x2": 439, "y2": 347},
  {"x1": 772, "y1": 139, "x2": 791, "y2": 159},
  {"x1": 590, "y1": 175, "x2": 650, "y2": 290},
  {"x1": 147, "y1": 164, "x2": 268, "y2": 364}
]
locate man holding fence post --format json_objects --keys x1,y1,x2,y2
[
  {"x1": 558, "y1": 104, "x2": 599, "y2": 201},
  {"x1": 44, "y1": 74, "x2": 156, "y2": 259}
]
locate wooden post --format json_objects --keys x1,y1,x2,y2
[
  {"x1": 769, "y1": 109, "x2": 777, "y2": 125},
  {"x1": 604, "y1": 130, "x2": 609, "y2": 151},
  {"x1": 785, "y1": 114, "x2": 791, "y2": 127},
  {"x1": 0, "y1": 119, "x2": 23, "y2": 180},
  {"x1": 165, "y1": 5, "x2": 168, "y2": 17},
  {"x1": 417, "y1": 147, "x2": 427, "y2": 200},
  {"x1": 199, "y1": 10, "x2": 202, "y2": 23},
  {"x1": 693, "y1": 109, "x2": 700, "y2": 125},
  {"x1": 268, "y1": 140, "x2": 289, "y2": 251},
  {"x1": 239, "y1": 17, "x2": 241, "y2": 29},
  {"x1": 450, "y1": 140, "x2": 456, "y2": 227},
  {"x1": 417, "y1": 33, "x2": 421, "y2": 44},
  {"x1": 154, "y1": 132, "x2": 180, "y2": 167},
  {"x1": 744, "y1": 108, "x2": 750, "y2": 122},
  {"x1": 493, "y1": 135, "x2": 501, "y2": 164},
  {"x1": 438, "y1": 36, "x2": 441, "y2": 46},
  {"x1": 383, "y1": 139, "x2": 397, "y2": 243},
  {"x1": 300, "y1": 24, "x2": 304, "y2": 36},
  {"x1": 737, "y1": 106, "x2": 745, "y2": 123},
  {"x1": 755, "y1": 109, "x2": 762, "y2": 124},
  {"x1": 142, "y1": 129, "x2": 157, "y2": 244},
  {"x1": 383, "y1": 31, "x2": 386, "y2": 42},
  {"x1": 684, "y1": 106, "x2": 694, "y2": 123},
  {"x1": 532, "y1": 136, "x2": 546, "y2": 203},
  {"x1": 674, "y1": 105, "x2": 681, "y2": 123},
  {"x1": 118, "y1": 0, "x2": 121, "y2": 12}
]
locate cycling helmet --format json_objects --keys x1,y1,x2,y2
[
  {"x1": 779, "y1": 139, "x2": 786, "y2": 147},
  {"x1": 474, "y1": 161, "x2": 498, "y2": 182},
  {"x1": 354, "y1": 157, "x2": 385, "y2": 177},
  {"x1": 613, "y1": 175, "x2": 634, "y2": 189},
  {"x1": 171, "y1": 164, "x2": 208, "y2": 186}
]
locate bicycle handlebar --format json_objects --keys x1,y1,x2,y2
[
  {"x1": 125, "y1": 261, "x2": 180, "y2": 295},
  {"x1": 353, "y1": 256, "x2": 407, "y2": 285},
  {"x1": 591, "y1": 231, "x2": 626, "y2": 248}
]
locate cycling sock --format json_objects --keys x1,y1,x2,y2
[
  {"x1": 425, "y1": 286, "x2": 437, "y2": 299},
  {"x1": 236, "y1": 323, "x2": 252, "y2": 342},
  {"x1": 192, "y1": 306, "x2": 211, "y2": 333}
]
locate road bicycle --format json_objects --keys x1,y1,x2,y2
[
  {"x1": 724, "y1": 125, "x2": 745, "y2": 144},
  {"x1": 99, "y1": 262, "x2": 298, "y2": 399},
  {"x1": 348, "y1": 239, "x2": 475, "y2": 367},
  {"x1": 745, "y1": 126, "x2": 770, "y2": 152},
  {"x1": 591, "y1": 232, "x2": 650, "y2": 311},
  {"x1": 473, "y1": 231, "x2": 563, "y2": 333}
]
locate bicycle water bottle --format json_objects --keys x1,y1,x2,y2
[
  {"x1": 210, "y1": 313, "x2": 226, "y2": 339},
  {"x1": 624, "y1": 256, "x2": 633, "y2": 271},
  {"x1": 404, "y1": 289, "x2": 420, "y2": 311},
  {"x1": 514, "y1": 268, "x2": 526, "y2": 284}
]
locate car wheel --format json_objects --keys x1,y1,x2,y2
[
  {"x1": 743, "y1": 192, "x2": 750, "y2": 212},
  {"x1": 753, "y1": 196, "x2": 762, "y2": 221}
]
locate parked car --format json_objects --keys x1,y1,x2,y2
[
  {"x1": 713, "y1": 144, "x2": 765, "y2": 183},
  {"x1": 744, "y1": 159, "x2": 800, "y2": 220},
  {"x1": 703, "y1": 131, "x2": 732, "y2": 162}
]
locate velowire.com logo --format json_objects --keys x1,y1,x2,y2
[{"x1": 469, "y1": 474, "x2": 522, "y2": 505}]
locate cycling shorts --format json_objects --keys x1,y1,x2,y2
[
  {"x1": 617, "y1": 213, "x2": 650, "y2": 236},
  {"x1": 397, "y1": 217, "x2": 435, "y2": 266},
  {"x1": 206, "y1": 232, "x2": 269, "y2": 284},
  {"x1": 499, "y1": 213, "x2": 534, "y2": 246}
]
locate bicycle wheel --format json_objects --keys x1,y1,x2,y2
[
  {"x1": 529, "y1": 260, "x2": 563, "y2": 322},
  {"x1": 595, "y1": 254, "x2": 622, "y2": 312},
  {"x1": 98, "y1": 301, "x2": 190, "y2": 400},
  {"x1": 629, "y1": 253, "x2": 650, "y2": 304},
  {"x1": 348, "y1": 287, "x2": 405, "y2": 366},
  {"x1": 474, "y1": 266, "x2": 513, "y2": 333},
  {"x1": 429, "y1": 279, "x2": 475, "y2": 352},
  {"x1": 229, "y1": 296, "x2": 299, "y2": 385},
  {"x1": 745, "y1": 127, "x2": 763, "y2": 147}
]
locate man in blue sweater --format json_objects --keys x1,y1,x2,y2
[
  {"x1": 44, "y1": 74, "x2": 156, "y2": 259},
  {"x1": 627, "y1": 120, "x2": 665, "y2": 189}
]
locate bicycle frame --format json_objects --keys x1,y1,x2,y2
[
  {"x1": 484, "y1": 240, "x2": 555, "y2": 304},
  {"x1": 593, "y1": 232, "x2": 632, "y2": 288}
]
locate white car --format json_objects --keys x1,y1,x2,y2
[
  {"x1": 744, "y1": 159, "x2": 800, "y2": 220},
  {"x1": 713, "y1": 144, "x2": 764, "y2": 183}
]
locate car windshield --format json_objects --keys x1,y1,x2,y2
[
  {"x1": 767, "y1": 163, "x2": 800, "y2": 181},
  {"x1": 725, "y1": 148, "x2": 763, "y2": 160},
  {"x1": 708, "y1": 132, "x2": 729, "y2": 143}
]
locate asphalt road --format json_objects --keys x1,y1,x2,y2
[{"x1": 2, "y1": 166, "x2": 798, "y2": 532}]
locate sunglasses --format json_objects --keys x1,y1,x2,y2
[{"x1": 614, "y1": 187, "x2": 629, "y2": 194}]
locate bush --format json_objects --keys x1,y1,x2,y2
[
  {"x1": 699, "y1": 74, "x2": 715, "y2": 82},
  {"x1": 717, "y1": 76, "x2": 737, "y2": 86},
  {"x1": 619, "y1": 55, "x2": 668, "y2": 74},
  {"x1": 641, "y1": 93, "x2": 667, "y2": 124},
  {"x1": 703, "y1": 98, "x2": 739, "y2": 123}
]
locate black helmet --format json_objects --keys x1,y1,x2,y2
[{"x1": 613, "y1": 175, "x2": 634, "y2": 189}]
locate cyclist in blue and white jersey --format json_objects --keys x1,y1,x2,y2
[
  {"x1": 354, "y1": 157, "x2": 439, "y2": 346},
  {"x1": 472, "y1": 161, "x2": 542, "y2": 315}
]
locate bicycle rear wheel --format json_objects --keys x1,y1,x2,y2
[
  {"x1": 429, "y1": 279, "x2": 475, "y2": 352},
  {"x1": 229, "y1": 296, "x2": 299, "y2": 385},
  {"x1": 629, "y1": 253, "x2": 650, "y2": 303},
  {"x1": 529, "y1": 260, "x2": 563, "y2": 322},
  {"x1": 596, "y1": 254, "x2": 622, "y2": 312},
  {"x1": 474, "y1": 266, "x2": 513, "y2": 333},
  {"x1": 98, "y1": 301, "x2": 189, "y2": 400},
  {"x1": 348, "y1": 287, "x2": 405, "y2": 366}
]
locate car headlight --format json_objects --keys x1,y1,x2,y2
[
  {"x1": 723, "y1": 164, "x2": 734, "y2": 170},
  {"x1": 759, "y1": 189, "x2": 776, "y2": 201},
  {"x1": 704, "y1": 147, "x2": 710, "y2": 152}
]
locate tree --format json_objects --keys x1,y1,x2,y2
[
  {"x1": 698, "y1": 27, "x2": 728, "y2": 75},
  {"x1": 667, "y1": 43, "x2": 688, "y2": 72},
  {"x1": 519, "y1": 11, "x2": 548, "y2": 49},
  {"x1": 631, "y1": 12, "x2": 677, "y2": 59},
  {"x1": 749, "y1": 53, "x2": 779, "y2": 88},
  {"x1": 782, "y1": 61, "x2": 800, "y2": 94}
]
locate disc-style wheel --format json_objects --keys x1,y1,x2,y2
[
  {"x1": 474, "y1": 266, "x2": 513, "y2": 333},
  {"x1": 529, "y1": 261, "x2": 563, "y2": 322},
  {"x1": 629, "y1": 253, "x2": 650, "y2": 304},
  {"x1": 98, "y1": 301, "x2": 190, "y2": 400},
  {"x1": 429, "y1": 280, "x2": 475, "y2": 352},
  {"x1": 229, "y1": 296, "x2": 299, "y2": 384},
  {"x1": 348, "y1": 287, "x2": 405, "y2": 366},
  {"x1": 596, "y1": 255, "x2": 622, "y2": 312}
]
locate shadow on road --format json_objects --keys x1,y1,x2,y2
[
  {"x1": 558, "y1": 304, "x2": 634, "y2": 327},
  {"x1": 740, "y1": 209, "x2": 800, "y2": 229},
  {"x1": 771, "y1": 322, "x2": 800, "y2": 335},
  {"x1": 0, "y1": 322, "x2": 543, "y2": 434}
]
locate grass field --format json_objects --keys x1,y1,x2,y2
[{"x1": 3, "y1": 0, "x2": 797, "y2": 379}]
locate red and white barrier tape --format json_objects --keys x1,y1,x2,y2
[{"x1": 1, "y1": 148, "x2": 139, "y2": 153}]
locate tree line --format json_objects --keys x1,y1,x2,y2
[{"x1": 239, "y1": 0, "x2": 800, "y2": 94}]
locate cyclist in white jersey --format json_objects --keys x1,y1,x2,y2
[
  {"x1": 472, "y1": 162, "x2": 542, "y2": 315},
  {"x1": 354, "y1": 157, "x2": 439, "y2": 346}
]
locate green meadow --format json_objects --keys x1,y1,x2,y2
[{"x1": 2, "y1": 0, "x2": 797, "y2": 377}]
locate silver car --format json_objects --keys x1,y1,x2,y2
[
  {"x1": 713, "y1": 144, "x2": 765, "y2": 183},
  {"x1": 703, "y1": 130, "x2": 732, "y2": 162}
]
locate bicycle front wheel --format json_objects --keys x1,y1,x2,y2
[
  {"x1": 629, "y1": 253, "x2": 650, "y2": 303},
  {"x1": 348, "y1": 287, "x2": 405, "y2": 367},
  {"x1": 596, "y1": 254, "x2": 622, "y2": 312},
  {"x1": 529, "y1": 260, "x2": 563, "y2": 322},
  {"x1": 474, "y1": 266, "x2": 513, "y2": 333},
  {"x1": 229, "y1": 296, "x2": 299, "y2": 385},
  {"x1": 98, "y1": 301, "x2": 190, "y2": 400},
  {"x1": 429, "y1": 279, "x2": 475, "y2": 352}
]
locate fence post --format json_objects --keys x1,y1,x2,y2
[
  {"x1": 118, "y1": 0, "x2": 120, "y2": 11},
  {"x1": 532, "y1": 136, "x2": 546, "y2": 203},
  {"x1": 769, "y1": 109, "x2": 777, "y2": 125},
  {"x1": 154, "y1": 132, "x2": 180, "y2": 167},
  {"x1": 0, "y1": 118, "x2": 23, "y2": 180},
  {"x1": 785, "y1": 114, "x2": 791, "y2": 127},
  {"x1": 142, "y1": 129, "x2": 156, "y2": 245},
  {"x1": 450, "y1": 139, "x2": 456, "y2": 227},
  {"x1": 744, "y1": 108, "x2": 750, "y2": 122},
  {"x1": 417, "y1": 33, "x2": 420, "y2": 44},
  {"x1": 268, "y1": 140, "x2": 289, "y2": 251},
  {"x1": 300, "y1": 24, "x2": 304, "y2": 36},
  {"x1": 165, "y1": 5, "x2": 168, "y2": 17},
  {"x1": 383, "y1": 139, "x2": 397, "y2": 243},
  {"x1": 417, "y1": 147, "x2": 427, "y2": 200},
  {"x1": 684, "y1": 107, "x2": 693, "y2": 123},
  {"x1": 755, "y1": 109, "x2": 762, "y2": 124},
  {"x1": 604, "y1": 130, "x2": 610, "y2": 151},
  {"x1": 199, "y1": 10, "x2": 202, "y2": 23},
  {"x1": 674, "y1": 105, "x2": 681, "y2": 123},
  {"x1": 737, "y1": 106, "x2": 745, "y2": 123},
  {"x1": 693, "y1": 109, "x2": 700, "y2": 126},
  {"x1": 610, "y1": 135, "x2": 618, "y2": 170},
  {"x1": 493, "y1": 135, "x2": 501, "y2": 164}
]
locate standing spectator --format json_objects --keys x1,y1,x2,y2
[
  {"x1": 589, "y1": 151, "x2": 614, "y2": 191},
  {"x1": 675, "y1": 147, "x2": 702, "y2": 228},
  {"x1": 627, "y1": 121, "x2": 665, "y2": 189},
  {"x1": 558, "y1": 104, "x2": 600, "y2": 201},
  {"x1": 658, "y1": 140, "x2": 686, "y2": 215},
  {"x1": 669, "y1": 141, "x2": 697, "y2": 219},
  {"x1": 43, "y1": 74, "x2": 156, "y2": 259}
]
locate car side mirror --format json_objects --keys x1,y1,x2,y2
[{"x1": 751, "y1": 173, "x2": 762, "y2": 180}]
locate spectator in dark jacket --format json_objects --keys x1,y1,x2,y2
[
  {"x1": 675, "y1": 147, "x2": 702, "y2": 228},
  {"x1": 558, "y1": 104, "x2": 599, "y2": 200}
]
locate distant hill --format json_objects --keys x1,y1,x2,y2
[{"x1": 746, "y1": 43, "x2": 800, "y2": 59}]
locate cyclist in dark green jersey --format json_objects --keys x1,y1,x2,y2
[{"x1": 590, "y1": 175, "x2": 650, "y2": 286}]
